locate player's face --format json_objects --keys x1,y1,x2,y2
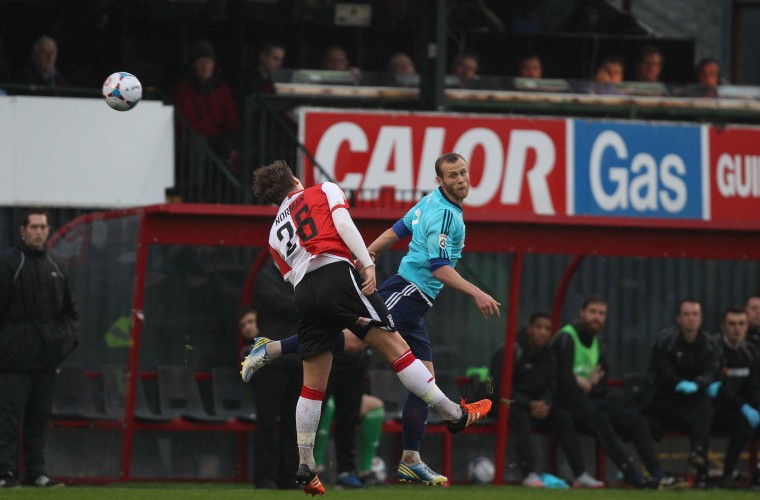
[
  {"x1": 436, "y1": 158, "x2": 470, "y2": 205},
  {"x1": 21, "y1": 214, "x2": 49, "y2": 250},
  {"x1": 677, "y1": 302, "x2": 702, "y2": 334},
  {"x1": 722, "y1": 312, "x2": 748, "y2": 345},
  {"x1": 527, "y1": 317, "x2": 552, "y2": 348},
  {"x1": 747, "y1": 298, "x2": 760, "y2": 329},
  {"x1": 579, "y1": 302, "x2": 607, "y2": 334},
  {"x1": 239, "y1": 312, "x2": 259, "y2": 340}
]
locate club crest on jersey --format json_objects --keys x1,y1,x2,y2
[{"x1": 438, "y1": 233, "x2": 447, "y2": 249}]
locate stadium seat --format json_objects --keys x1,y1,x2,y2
[
  {"x1": 210, "y1": 366, "x2": 257, "y2": 422},
  {"x1": 157, "y1": 366, "x2": 228, "y2": 422},
  {"x1": 101, "y1": 364, "x2": 174, "y2": 422},
  {"x1": 51, "y1": 366, "x2": 110, "y2": 420}
]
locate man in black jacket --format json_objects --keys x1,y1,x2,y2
[
  {"x1": 0, "y1": 209, "x2": 78, "y2": 488},
  {"x1": 247, "y1": 259, "x2": 302, "y2": 489},
  {"x1": 706, "y1": 307, "x2": 760, "y2": 487},
  {"x1": 490, "y1": 312, "x2": 602, "y2": 488},
  {"x1": 553, "y1": 295, "x2": 680, "y2": 489},
  {"x1": 648, "y1": 299, "x2": 719, "y2": 487}
]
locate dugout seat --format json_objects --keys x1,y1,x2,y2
[
  {"x1": 157, "y1": 365, "x2": 228, "y2": 422},
  {"x1": 52, "y1": 366, "x2": 110, "y2": 420},
  {"x1": 211, "y1": 366, "x2": 257, "y2": 422}
]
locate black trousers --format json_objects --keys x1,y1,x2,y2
[
  {"x1": 324, "y1": 362, "x2": 364, "y2": 474},
  {"x1": 648, "y1": 393, "x2": 712, "y2": 457},
  {"x1": 509, "y1": 403, "x2": 586, "y2": 478},
  {"x1": 251, "y1": 364, "x2": 302, "y2": 489},
  {"x1": 569, "y1": 397, "x2": 661, "y2": 479},
  {"x1": 712, "y1": 404, "x2": 759, "y2": 479},
  {"x1": 0, "y1": 368, "x2": 57, "y2": 478}
]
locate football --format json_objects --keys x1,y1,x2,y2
[
  {"x1": 102, "y1": 72, "x2": 142, "y2": 111},
  {"x1": 467, "y1": 456, "x2": 495, "y2": 484}
]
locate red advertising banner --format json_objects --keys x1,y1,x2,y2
[
  {"x1": 709, "y1": 126, "x2": 760, "y2": 224},
  {"x1": 299, "y1": 108, "x2": 567, "y2": 216}
]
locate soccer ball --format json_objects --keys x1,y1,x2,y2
[
  {"x1": 102, "y1": 72, "x2": 142, "y2": 111},
  {"x1": 467, "y1": 456, "x2": 495, "y2": 484},
  {"x1": 370, "y1": 456, "x2": 387, "y2": 483}
]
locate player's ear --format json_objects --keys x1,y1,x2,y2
[{"x1": 435, "y1": 176, "x2": 443, "y2": 187}]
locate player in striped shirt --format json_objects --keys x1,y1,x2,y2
[{"x1": 247, "y1": 160, "x2": 492, "y2": 495}]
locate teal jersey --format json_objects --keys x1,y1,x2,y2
[{"x1": 397, "y1": 187, "x2": 465, "y2": 299}]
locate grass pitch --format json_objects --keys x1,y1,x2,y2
[{"x1": 2, "y1": 484, "x2": 758, "y2": 499}]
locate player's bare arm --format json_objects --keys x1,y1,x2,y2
[
  {"x1": 367, "y1": 228, "x2": 401, "y2": 259},
  {"x1": 431, "y1": 265, "x2": 501, "y2": 318}
]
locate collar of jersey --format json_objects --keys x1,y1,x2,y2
[{"x1": 436, "y1": 187, "x2": 463, "y2": 212}]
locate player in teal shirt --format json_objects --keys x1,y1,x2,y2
[{"x1": 367, "y1": 152, "x2": 501, "y2": 485}]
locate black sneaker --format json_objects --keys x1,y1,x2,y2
[
  {"x1": 0, "y1": 471, "x2": 19, "y2": 488},
  {"x1": 27, "y1": 475, "x2": 64, "y2": 488}
]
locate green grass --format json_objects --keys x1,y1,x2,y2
[{"x1": 3, "y1": 484, "x2": 758, "y2": 499}]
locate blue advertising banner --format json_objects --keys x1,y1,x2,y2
[{"x1": 571, "y1": 120, "x2": 704, "y2": 219}]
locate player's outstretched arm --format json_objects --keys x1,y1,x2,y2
[
  {"x1": 431, "y1": 265, "x2": 501, "y2": 318},
  {"x1": 367, "y1": 228, "x2": 400, "y2": 259}
]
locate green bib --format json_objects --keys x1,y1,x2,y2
[{"x1": 560, "y1": 324, "x2": 599, "y2": 379}]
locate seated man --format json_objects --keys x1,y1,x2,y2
[
  {"x1": 490, "y1": 312, "x2": 602, "y2": 488},
  {"x1": 647, "y1": 299, "x2": 719, "y2": 487},
  {"x1": 707, "y1": 307, "x2": 760, "y2": 488},
  {"x1": 553, "y1": 295, "x2": 686, "y2": 489}
]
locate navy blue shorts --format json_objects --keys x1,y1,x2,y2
[{"x1": 378, "y1": 274, "x2": 434, "y2": 362}]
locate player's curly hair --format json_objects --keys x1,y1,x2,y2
[{"x1": 252, "y1": 160, "x2": 296, "y2": 205}]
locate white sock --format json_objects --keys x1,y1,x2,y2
[
  {"x1": 296, "y1": 386, "x2": 324, "y2": 469},
  {"x1": 392, "y1": 350, "x2": 462, "y2": 422}
]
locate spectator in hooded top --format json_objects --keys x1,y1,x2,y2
[{"x1": 173, "y1": 39, "x2": 241, "y2": 170}]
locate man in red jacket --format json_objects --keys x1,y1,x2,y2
[{"x1": 173, "y1": 40, "x2": 241, "y2": 170}]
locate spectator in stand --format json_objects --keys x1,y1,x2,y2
[
  {"x1": 388, "y1": 52, "x2": 416, "y2": 76},
  {"x1": 707, "y1": 307, "x2": 760, "y2": 488},
  {"x1": 17, "y1": 36, "x2": 70, "y2": 94},
  {"x1": 635, "y1": 45, "x2": 664, "y2": 83},
  {"x1": 746, "y1": 295, "x2": 760, "y2": 350},
  {"x1": 557, "y1": 1, "x2": 611, "y2": 34},
  {"x1": 451, "y1": 53, "x2": 479, "y2": 88},
  {"x1": 647, "y1": 299, "x2": 719, "y2": 488},
  {"x1": 490, "y1": 312, "x2": 603, "y2": 488},
  {"x1": 173, "y1": 40, "x2": 241, "y2": 170},
  {"x1": 246, "y1": 258, "x2": 303, "y2": 489},
  {"x1": 596, "y1": 55, "x2": 625, "y2": 84},
  {"x1": 692, "y1": 58, "x2": 721, "y2": 98},
  {"x1": 241, "y1": 41, "x2": 285, "y2": 96},
  {"x1": 386, "y1": 52, "x2": 417, "y2": 87},
  {"x1": 0, "y1": 209, "x2": 79, "y2": 488},
  {"x1": 321, "y1": 45, "x2": 360, "y2": 80},
  {"x1": 517, "y1": 53, "x2": 542, "y2": 79},
  {"x1": 552, "y1": 295, "x2": 685, "y2": 489}
]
